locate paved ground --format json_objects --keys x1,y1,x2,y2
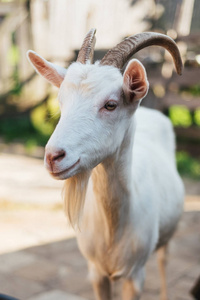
[
  {"x1": 0, "y1": 212, "x2": 200, "y2": 300},
  {"x1": 0, "y1": 153, "x2": 74, "y2": 254},
  {"x1": 0, "y1": 153, "x2": 200, "y2": 300}
]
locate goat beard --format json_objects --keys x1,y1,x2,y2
[{"x1": 62, "y1": 170, "x2": 90, "y2": 228}]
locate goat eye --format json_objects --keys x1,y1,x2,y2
[{"x1": 104, "y1": 101, "x2": 117, "y2": 111}]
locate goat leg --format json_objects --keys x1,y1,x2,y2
[
  {"x1": 157, "y1": 245, "x2": 169, "y2": 300},
  {"x1": 122, "y1": 268, "x2": 145, "y2": 300},
  {"x1": 89, "y1": 263, "x2": 112, "y2": 300}
]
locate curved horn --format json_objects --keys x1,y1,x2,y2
[
  {"x1": 100, "y1": 32, "x2": 183, "y2": 75},
  {"x1": 77, "y1": 28, "x2": 96, "y2": 64}
]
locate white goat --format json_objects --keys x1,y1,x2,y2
[{"x1": 27, "y1": 29, "x2": 184, "y2": 300}]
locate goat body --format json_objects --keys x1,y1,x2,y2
[
  {"x1": 27, "y1": 29, "x2": 184, "y2": 300},
  {"x1": 76, "y1": 106, "x2": 184, "y2": 286}
]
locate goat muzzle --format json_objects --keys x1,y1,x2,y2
[{"x1": 45, "y1": 149, "x2": 66, "y2": 172}]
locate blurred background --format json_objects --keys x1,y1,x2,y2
[
  {"x1": 0, "y1": 0, "x2": 200, "y2": 300},
  {"x1": 0, "y1": 0, "x2": 200, "y2": 175}
]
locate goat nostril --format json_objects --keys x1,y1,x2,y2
[{"x1": 52, "y1": 150, "x2": 66, "y2": 162}]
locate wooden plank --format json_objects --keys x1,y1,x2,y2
[
  {"x1": 177, "y1": 33, "x2": 200, "y2": 44},
  {"x1": 175, "y1": 127, "x2": 200, "y2": 139},
  {"x1": 171, "y1": 68, "x2": 200, "y2": 86},
  {"x1": 149, "y1": 68, "x2": 200, "y2": 87},
  {"x1": 160, "y1": 93, "x2": 200, "y2": 110},
  {"x1": 177, "y1": 143, "x2": 200, "y2": 158}
]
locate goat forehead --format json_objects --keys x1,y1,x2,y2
[{"x1": 61, "y1": 63, "x2": 122, "y2": 99}]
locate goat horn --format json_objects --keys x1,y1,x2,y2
[
  {"x1": 77, "y1": 28, "x2": 96, "y2": 64},
  {"x1": 100, "y1": 32, "x2": 183, "y2": 75}
]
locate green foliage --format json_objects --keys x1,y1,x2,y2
[
  {"x1": 31, "y1": 95, "x2": 60, "y2": 136},
  {"x1": 190, "y1": 85, "x2": 200, "y2": 96},
  {"x1": 10, "y1": 69, "x2": 22, "y2": 96},
  {"x1": 7, "y1": 35, "x2": 22, "y2": 96},
  {"x1": 169, "y1": 105, "x2": 192, "y2": 127},
  {"x1": 194, "y1": 109, "x2": 200, "y2": 126},
  {"x1": 176, "y1": 151, "x2": 200, "y2": 180},
  {"x1": 0, "y1": 116, "x2": 33, "y2": 142},
  {"x1": 25, "y1": 138, "x2": 38, "y2": 152},
  {"x1": 0, "y1": 95, "x2": 60, "y2": 149},
  {"x1": 182, "y1": 85, "x2": 200, "y2": 97},
  {"x1": 7, "y1": 44, "x2": 19, "y2": 66}
]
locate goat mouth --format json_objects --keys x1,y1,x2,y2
[{"x1": 50, "y1": 158, "x2": 80, "y2": 178}]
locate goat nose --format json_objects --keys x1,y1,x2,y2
[
  {"x1": 45, "y1": 150, "x2": 66, "y2": 171},
  {"x1": 51, "y1": 150, "x2": 66, "y2": 162}
]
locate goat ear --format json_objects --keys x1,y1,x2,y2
[
  {"x1": 123, "y1": 59, "x2": 149, "y2": 105},
  {"x1": 27, "y1": 50, "x2": 66, "y2": 88}
]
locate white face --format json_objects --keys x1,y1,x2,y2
[
  {"x1": 44, "y1": 63, "x2": 132, "y2": 180},
  {"x1": 27, "y1": 50, "x2": 148, "y2": 180}
]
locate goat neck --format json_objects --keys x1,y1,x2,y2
[{"x1": 89, "y1": 117, "x2": 136, "y2": 244}]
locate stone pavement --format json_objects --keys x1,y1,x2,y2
[
  {"x1": 0, "y1": 153, "x2": 200, "y2": 300},
  {"x1": 0, "y1": 211, "x2": 200, "y2": 300},
  {"x1": 0, "y1": 153, "x2": 62, "y2": 206},
  {"x1": 0, "y1": 153, "x2": 74, "y2": 254}
]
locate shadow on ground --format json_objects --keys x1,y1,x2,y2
[{"x1": 0, "y1": 211, "x2": 199, "y2": 300}]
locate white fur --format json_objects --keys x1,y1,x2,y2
[{"x1": 29, "y1": 56, "x2": 184, "y2": 299}]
